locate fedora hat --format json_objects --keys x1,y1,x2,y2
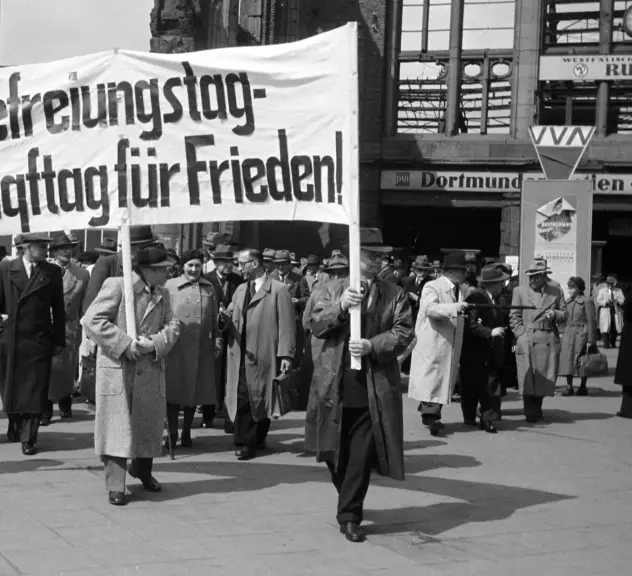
[
  {"x1": 494, "y1": 263, "x2": 512, "y2": 276},
  {"x1": 606, "y1": 274, "x2": 618, "y2": 284},
  {"x1": 95, "y1": 238, "x2": 117, "y2": 254},
  {"x1": 212, "y1": 244, "x2": 234, "y2": 261},
  {"x1": 344, "y1": 228, "x2": 392, "y2": 253},
  {"x1": 135, "y1": 244, "x2": 174, "y2": 268},
  {"x1": 412, "y1": 255, "x2": 431, "y2": 270},
  {"x1": 129, "y1": 225, "x2": 158, "y2": 245},
  {"x1": 21, "y1": 232, "x2": 53, "y2": 244},
  {"x1": 325, "y1": 250, "x2": 349, "y2": 271},
  {"x1": 49, "y1": 231, "x2": 78, "y2": 250},
  {"x1": 442, "y1": 252, "x2": 467, "y2": 270},
  {"x1": 13, "y1": 234, "x2": 24, "y2": 248},
  {"x1": 262, "y1": 248, "x2": 276, "y2": 262},
  {"x1": 274, "y1": 249, "x2": 292, "y2": 263},
  {"x1": 202, "y1": 232, "x2": 226, "y2": 247},
  {"x1": 477, "y1": 265, "x2": 510, "y2": 284},
  {"x1": 290, "y1": 252, "x2": 299, "y2": 266},
  {"x1": 525, "y1": 259, "x2": 552, "y2": 276},
  {"x1": 305, "y1": 253, "x2": 321, "y2": 266},
  {"x1": 78, "y1": 250, "x2": 99, "y2": 264}
]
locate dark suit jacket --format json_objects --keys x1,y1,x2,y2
[
  {"x1": 462, "y1": 287, "x2": 504, "y2": 368},
  {"x1": 205, "y1": 269, "x2": 244, "y2": 310},
  {"x1": 402, "y1": 274, "x2": 430, "y2": 319},
  {"x1": 83, "y1": 253, "x2": 122, "y2": 314},
  {"x1": 378, "y1": 266, "x2": 398, "y2": 284},
  {"x1": 270, "y1": 270, "x2": 308, "y2": 312}
]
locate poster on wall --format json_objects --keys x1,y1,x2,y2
[{"x1": 520, "y1": 180, "x2": 592, "y2": 297}]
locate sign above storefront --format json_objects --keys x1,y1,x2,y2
[
  {"x1": 381, "y1": 170, "x2": 632, "y2": 195},
  {"x1": 539, "y1": 54, "x2": 632, "y2": 81}
]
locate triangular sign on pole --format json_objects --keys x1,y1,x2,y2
[{"x1": 528, "y1": 126, "x2": 595, "y2": 180}]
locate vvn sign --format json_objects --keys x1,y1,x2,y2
[{"x1": 0, "y1": 24, "x2": 364, "y2": 367}]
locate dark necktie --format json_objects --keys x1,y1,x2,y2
[
  {"x1": 241, "y1": 282, "x2": 255, "y2": 350},
  {"x1": 454, "y1": 285, "x2": 459, "y2": 302}
]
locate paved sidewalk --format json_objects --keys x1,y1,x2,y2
[{"x1": 0, "y1": 348, "x2": 630, "y2": 576}]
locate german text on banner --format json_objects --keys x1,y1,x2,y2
[{"x1": 0, "y1": 23, "x2": 359, "y2": 234}]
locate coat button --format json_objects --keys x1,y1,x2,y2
[
  {"x1": 186, "y1": 299, "x2": 190, "y2": 303},
  {"x1": 196, "y1": 313, "x2": 200, "y2": 317},
  {"x1": 185, "y1": 313, "x2": 189, "y2": 317},
  {"x1": 197, "y1": 299, "x2": 200, "y2": 303},
  {"x1": 137, "y1": 370, "x2": 142, "y2": 375}
]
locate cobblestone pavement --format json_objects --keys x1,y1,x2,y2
[{"x1": 0, "y1": 348, "x2": 630, "y2": 576}]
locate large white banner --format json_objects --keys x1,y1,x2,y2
[{"x1": 0, "y1": 23, "x2": 359, "y2": 234}]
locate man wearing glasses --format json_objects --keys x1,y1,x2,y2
[{"x1": 224, "y1": 249, "x2": 296, "y2": 460}]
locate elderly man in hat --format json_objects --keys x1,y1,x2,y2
[
  {"x1": 306, "y1": 227, "x2": 414, "y2": 543},
  {"x1": 461, "y1": 265, "x2": 509, "y2": 433},
  {"x1": 408, "y1": 252, "x2": 471, "y2": 436},
  {"x1": 82, "y1": 244, "x2": 180, "y2": 506},
  {"x1": 0, "y1": 233, "x2": 66, "y2": 455},
  {"x1": 596, "y1": 274, "x2": 625, "y2": 349},
  {"x1": 201, "y1": 232, "x2": 227, "y2": 275},
  {"x1": 262, "y1": 248, "x2": 277, "y2": 275},
  {"x1": 203, "y1": 244, "x2": 244, "y2": 431},
  {"x1": 510, "y1": 259, "x2": 566, "y2": 422},
  {"x1": 42, "y1": 232, "x2": 90, "y2": 425},
  {"x1": 301, "y1": 254, "x2": 322, "y2": 294}
]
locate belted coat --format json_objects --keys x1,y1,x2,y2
[
  {"x1": 49, "y1": 263, "x2": 90, "y2": 402},
  {"x1": 509, "y1": 281, "x2": 566, "y2": 397},
  {"x1": 0, "y1": 258, "x2": 66, "y2": 414},
  {"x1": 81, "y1": 275, "x2": 180, "y2": 459},
  {"x1": 558, "y1": 295, "x2": 597, "y2": 376},
  {"x1": 305, "y1": 277, "x2": 414, "y2": 481},
  {"x1": 408, "y1": 276, "x2": 466, "y2": 405},
  {"x1": 225, "y1": 276, "x2": 296, "y2": 423},
  {"x1": 164, "y1": 275, "x2": 218, "y2": 407}
]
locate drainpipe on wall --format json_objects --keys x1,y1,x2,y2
[{"x1": 595, "y1": 0, "x2": 614, "y2": 138}]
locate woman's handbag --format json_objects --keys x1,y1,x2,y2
[
  {"x1": 577, "y1": 345, "x2": 608, "y2": 378},
  {"x1": 78, "y1": 354, "x2": 97, "y2": 403},
  {"x1": 272, "y1": 368, "x2": 303, "y2": 417}
]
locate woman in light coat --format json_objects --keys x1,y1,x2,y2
[
  {"x1": 559, "y1": 277, "x2": 597, "y2": 397},
  {"x1": 81, "y1": 245, "x2": 180, "y2": 507},
  {"x1": 164, "y1": 249, "x2": 219, "y2": 448}
]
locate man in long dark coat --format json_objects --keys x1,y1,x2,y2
[
  {"x1": 306, "y1": 228, "x2": 414, "y2": 543},
  {"x1": 461, "y1": 266, "x2": 509, "y2": 433},
  {"x1": 0, "y1": 233, "x2": 66, "y2": 455},
  {"x1": 204, "y1": 244, "x2": 244, "y2": 431}
]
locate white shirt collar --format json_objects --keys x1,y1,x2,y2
[{"x1": 254, "y1": 275, "x2": 265, "y2": 293}]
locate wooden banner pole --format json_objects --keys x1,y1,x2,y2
[{"x1": 120, "y1": 213, "x2": 137, "y2": 340}]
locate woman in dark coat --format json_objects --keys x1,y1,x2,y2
[
  {"x1": 614, "y1": 287, "x2": 632, "y2": 418},
  {"x1": 559, "y1": 277, "x2": 597, "y2": 396}
]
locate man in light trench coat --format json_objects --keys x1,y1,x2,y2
[
  {"x1": 225, "y1": 249, "x2": 296, "y2": 461},
  {"x1": 408, "y1": 252, "x2": 470, "y2": 436},
  {"x1": 82, "y1": 245, "x2": 180, "y2": 506},
  {"x1": 510, "y1": 258, "x2": 566, "y2": 422}
]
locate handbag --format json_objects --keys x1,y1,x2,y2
[
  {"x1": 577, "y1": 345, "x2": 608, "y2": 378},
  {"x1": 272, "y1": 368, "x2": 303, "y2": 417},
  {"x1": 78, "y1": 354, "x2": 97, "y2": 403}
]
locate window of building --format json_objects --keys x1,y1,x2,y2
[{"x1": 398, "y1": 0, "x2": 516, "y2": 135}]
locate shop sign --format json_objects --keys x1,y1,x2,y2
[
  {"x1": 381, "y1": 170, "x2": 632, "y2": 195},
  {"x1": 539, "y1": 54, "x2": 632, "y2": 81}
]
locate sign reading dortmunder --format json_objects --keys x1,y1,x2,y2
[
  {"x1": 381, "y1": 170, "x2": 632, "y2": 195},
  {"x1": 539, "y1": 54, "x2": 632, "y2": 81}
]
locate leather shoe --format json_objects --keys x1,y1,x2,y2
[
  {"x1": 480, "y1": 420, "x2": 497, "y2": 434},
  {"x1": 60, "y1": 410, "x2": 72, "y2": 419},
  {"x1": 181, "y1": 432, "x2": 193, "y2": 448},
  {"x1": 128, "y1": 468, "x2": 162, "y2": 492},
  {"x1": 108, "y1": 491, "x2": 127, "y2": 506},
  {"x1": 463, "y1": 419, "x2": 477, "y2": 427},
  {"x1": 616, "y1": 411, "x2": 632, "y2": 419},
  {"x1": 200, "y1": 420, "x2": 213, "y2": 429},
  {"x1": 576, "y1": 386, "x2": 588, "y2": 397},
  {"x1": 237, "y1": 447, "x2": 256, "y2": 461},
  {"x1": 429, "y1": 421, "x2": 441, "y2": 437},
  {"x1": 22, "y1": 442, "x2": 37, "y2": 456},
  {"x1": 39, "y1": 417, "x2": 51, "y2": 427},
  {"x1": 339, "y1": 522, "x2": 366, "y2": 543}
]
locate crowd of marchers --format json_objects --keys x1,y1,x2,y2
[{"x1": 0, "y1": 226, "x2": 630, "y2": 545}]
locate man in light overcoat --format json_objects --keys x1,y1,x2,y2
[
  {"x1": 81, "y1": 245, "x2": 180, "y2": 506},
  {"x1": 408, "y1": 252, "x2": 470, "y2": 436},
  {"x1": 225, "y1": 249, "x2": 295, "y2": 461},
  {"x1": 45, "y1": 232, "x2": 90, "y2": 424},
  {"x1": 510, "y1": 259, "x2": 566, "y2": 422}
]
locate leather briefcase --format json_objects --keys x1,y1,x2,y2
[{"x1": 272, "y1": 369, "x2": 302, "y2": 417}]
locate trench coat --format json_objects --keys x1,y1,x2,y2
[
  {"x1": 270, "y1": 269, "x2": 308, "y2": 364},
  {"x1": 509, "y1": 281, "x2": 566, "y2": 397},
  {"x1": 81, "y1": 275, "x2": 180, "y2": 459},
  {"x1": 595, "y1": 285, "x2": 624, "y2": 334},
  {"x1": 225, "y1": 276, "x2": 296, "y2": 423},
  {"x1": 0, "y1": 258, "x2": 66, "y2": 414},
  {"x1": 408, "y1": 276, "x2": 466, "y2": 405},
  {"x1": 164, "y1": 275, "x2": 218, "y2": 407},
  {"x1": 558, "y1": 295, "x2": 597, "y2": 376},
  {"x1": 49, "y1": 263, "x2": 90, "y2": 402},
  {"x1": 305, "y1": 277, "x2": 414, "y2": 481}
]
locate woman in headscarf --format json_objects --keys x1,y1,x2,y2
[
  {"x1": 559, "y1": 277, "x2": 597, "y2": 396},
  {"x1": 164, "y1": 249, "x2": 219, "y2": 448}
]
